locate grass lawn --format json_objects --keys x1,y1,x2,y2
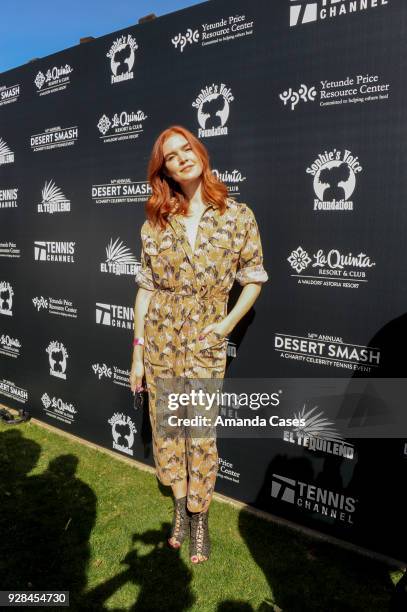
[{"x1": 0, "y1": 419, "x2": 404, "y2": 611}]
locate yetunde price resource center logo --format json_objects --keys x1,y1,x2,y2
[
  {"x1": 193, "y1": 83, "x2": 234, "y2": 138},
  {"x1": 289, "y1": 0, "x2": 389, "y2": 27},
  {"x1": 107, "y1": 34, "x2": 138, "y2": 84},
  {"x1": 288, "y1": 246, "x2": 376, "y2": 290},
  {"x1": 307, "y1": 149, "x2": 362, "y2": 211},
  {"x1": 279, "y1": 73, "x2": 390, "y2": 110},
  {"x1": 171, "y1": 12, "x2": 254, "y2": 52}
]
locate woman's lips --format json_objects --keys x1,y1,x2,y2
[{"x1": 181, "y1": 165, "x2": 194, "y2": 172}]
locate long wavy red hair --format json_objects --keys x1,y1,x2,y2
[{"x1": 145, "y1": 125, "x2": 228, "y2": 230}]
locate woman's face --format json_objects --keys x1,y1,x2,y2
[{"x1": 162, "y1": 133, "x2": 203, "y2": 185}]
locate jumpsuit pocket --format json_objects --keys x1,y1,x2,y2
[{"x1": 193, "y1": 330, "x2": 227, "y2": 369}]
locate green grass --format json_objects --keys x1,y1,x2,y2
[{"x1": 0, "y1": 420, "x2": 404, "y2": 611}]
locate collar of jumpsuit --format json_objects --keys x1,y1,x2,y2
[
  {"x1": 161, "y1": 202, "x2": 228, "y2": 335},
  {"x1": 166, "y1": 202, "x2": 219, "y2": 300}
]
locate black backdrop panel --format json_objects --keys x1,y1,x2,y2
[{"x1": 1, "y1": 0, "x2": 406, "y2": 561}]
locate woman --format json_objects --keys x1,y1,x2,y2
[{"x1": 129, "y1": 125, "x2": 269, "y2": 564}]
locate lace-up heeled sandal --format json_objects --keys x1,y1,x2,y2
[
  {"x1": 168, "y1": 496, "x2": 190, "y2": 549},
  {"x1": 189, "y1": 509, "x2": 210, "y2": 563}
]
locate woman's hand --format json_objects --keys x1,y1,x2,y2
[
  {"x1": 198, "y1": 319, "x2": 233, "y2": 341},
  {"x1": 129, "y1": 359, "x2": 145, "y2": 393}
]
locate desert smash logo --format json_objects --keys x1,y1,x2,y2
[
  {"x1": 107, "y1": 34, "x2": 138, "y2": 84},
  {"x1": 275, "y1": 332, "x2": 381, "y2": 372},
  {"x1": 289, "y1": 0, "x2": 389, "y2": 27},
  {"x1": 193, "y1": 83, "x2": 234, "y2": 138},
  {"x1": 271, "y1": 473, "x2": 357, "y2": 524},
  {"x1": 30, "y1": 126, "x2": 79, "y2": 152},
  {"x1": 92, "y1": 178, "x2": 151, "y2": 204},
  {"x1": 307, "y1": 149, "x2": 362, "y2": 211},
  {"x1": 0, "y1": 83, "x2": 20, "y2": 107}
]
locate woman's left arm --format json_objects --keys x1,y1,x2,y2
[
  {"x1": 202, "y1": 204, "x2": 269, "y2": 339},
  {"x1": 218, "y1": 283, "x2": 263, "y2": 336}
]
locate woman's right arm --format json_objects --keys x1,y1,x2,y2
[{"x1": 130, "y1": 287, "x2": 154, "y2": 392}]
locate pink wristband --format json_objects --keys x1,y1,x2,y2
[{"x1": 133, "y1": 337, "x2": 145, "y2": 346}]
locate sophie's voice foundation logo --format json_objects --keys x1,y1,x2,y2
[{"x1": 107, "y1": 34, "x2": 138, "y2": 84}]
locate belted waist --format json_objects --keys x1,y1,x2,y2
[
  {"x1": 155, "y1": 287, "x2": 227, "y2": 300},
  {"x1": 154, "y1": 287, "x2": 227, "y2": 332}
]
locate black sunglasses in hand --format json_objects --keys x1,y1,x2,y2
[{"x1": 133, "y1": 388, "x2": 145, "y2": 411}]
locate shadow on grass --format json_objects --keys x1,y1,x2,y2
[
  {"x1": 0, "y1": 428, "x2": 96, "y2": 597},
  {"x1": 217, "y1": 453, "x2": 403, "y2": 612},
  {"x1": 78, "y1": 523, "x2": 195, "y2": 611}
]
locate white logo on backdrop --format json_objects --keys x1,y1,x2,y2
[
  {"x1": 46, "y1": 340, "x2": 69, "y2": 379},
  {"x1": 193, "y1": 83, "x2": 234, "y2": 138},
  {"x1": 171, "y1": 14, "x2": 254, "y2": 50},
  {"x1": 34, "y1": 241, "x2": 75, "y2": 263},
  {"x1": 307, "y1": 149, "x2": 362, "y2": 211},
  {"x1": 30, "y1": 126, "x2": 79, "y2": 152},
  {"x1": 39, "y1": 180, "x2": 71, "y2": 213},
  {"x1": 279, "y1": 84, "x2": 317, "y2": 110},
  {"x1": 0, "y1": 137, "x2": 14, "y2": 165},
  {"x1": 0, "y1": 83, "x2": 20, "y2": 106},
  {"x1": 41, "y1": 392, "x2": 77, "y2": 424},
  {"x1": 32, "y1": 295, "x2": 78, "y2": 318},
  {"x1": 101, "y1": 238, "x2": 138, "y2": 276},
  {"x1": 0, "y1": 281, "x2": 14, "y2": 316},
  {"x1": 95, "y1": 303, "x2": 133, "y2": 329},
  {"x1": 108, "y1": 412, "x2": 137, "y2": 456},
  {"x1": 275, "y1": 332, "x2": 381, "y2": 373},
  {"x1": 0, "y1": 334, "x2": 21, "y2": 358},
  {"x1": 97, "y1": 111, "x2": 148, "y2": 142},
  {"x1": 289, "y1": 0, "x2": 389, "y2": 27},
  {"x1": 107, "y1": 34, "x2": 138, "y2": 84},
  {"x1": 271, "y1": 473, "x2": 357, "y2": 523},
  {"x1": 283, "y1": 404, "x2": 355, "y2": 460},
  {"x1": 0, "y1": 188, "x2": 18, "y2": 209},
  {"x1": 0, "y1": 379, "x2": 28, "y2": 403},
  {"x1": 171, "y1": 28, "x2": 200, "y2": 51},
  {"x1": 34, "y1": 65, "x2": 73, "y2": 95}
]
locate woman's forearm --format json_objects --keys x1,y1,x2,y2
[
  {"x1": 223, "y1": 283, "x2": 262, "y2": 332},
  {"x1": 132, "y1": 287, "x2": 154, "y2": 363}
]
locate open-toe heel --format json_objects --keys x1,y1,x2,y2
[
  {"x1": 189, "y1": 509, "x2": 210, "y2": 563},
  {"x1": 168, "y1": 495, "x2": 189, "y2": 549}
]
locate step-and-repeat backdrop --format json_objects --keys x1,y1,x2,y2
[{"x1": 1, "y1": 0, "x2": 406, "y2": 561}]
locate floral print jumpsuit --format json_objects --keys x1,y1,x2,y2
[{"x1": 135, "y1": 197, "x2": 269, "y2": 512}]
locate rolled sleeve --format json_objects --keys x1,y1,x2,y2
[
  {"x1": 135, "y1": 225, "x2": 155, "y2": 291},
  {"x1": 235, "y1": 206, "x2": 269, "y2": 286}
]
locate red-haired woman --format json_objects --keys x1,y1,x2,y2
[{"x1": 130, "y1": 125, "x2": 268, "y2": 564}]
